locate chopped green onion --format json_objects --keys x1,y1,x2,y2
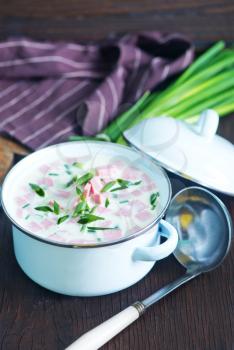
[
  {"x1": 57, "y1": 215, "x2": 69, "y2": 224},
  {"x1": 101, "y1": 180, "x2": 116, "y2": 192},
  {"x1": 22, "y1": 203, "x2": 30, "y2": 208},
  {"x1": 25, "y1": 214, "x2": 30, "y2": 220},
  {"x1": 48, "y1": 173, "x2": 59, "y2": 176},
  {"x1": 111, "y1": 179, "x2": 141, "y2": 192},
  {"x1": 89, "y1": 205, "x2": 98, "y2": 214},
  {"x1": 87, "y1": 226, "x2": 118, "y2": 231},
  {"x1": 34, "y1": 206, "x2": 53, "y2": 213},
  {"x1": 119, "y1": 200, "x2": 129, "y2": 204},
  {"x1": 72, "y1": 161, "x2": 83, "y2": 169},
  {"x1": 29, "y1": 183, "x2": 45, "y2": 197},
  {"x1": 76, "y1": 186, "x2": 82, "y2": 196},
  {"x1": 78, "y1": 214, "x2": 104, "y2": 225},
  {"x1": 53, "y1": 201, "x2": 60, "y2": 215},
  {"x1": 150, "y1": 192, "x2": 159, "y2": 210},
  {"x1": 105, "y1": 198, "x2": 110, "y2": 208},
  {"x1": 76, "y1": 171, "x2": 95, "y2": 186},
  {"x1": 72, "y1": 201, "x2": 87, "y2": 217},
  {"x1": 64, "y1": 164, "x2": 72, "y2": 175},
  {"x1": 65, "y1": 175, "x2": 77, "y2": 188}
]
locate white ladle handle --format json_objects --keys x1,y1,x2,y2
[{"x1": 65, "y1": 303, "x2": 144, "y2": 350}]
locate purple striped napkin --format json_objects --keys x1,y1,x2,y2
[{"x1": 0, "y1": 32, "x2": 193, "y2": 149}]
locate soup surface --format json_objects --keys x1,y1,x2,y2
[{"x1": 13, "y1": 156, "x2": 160, "y2": 245}]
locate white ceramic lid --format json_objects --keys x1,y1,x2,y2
[{"x1": 124, "y1": 110, "x2": 234, "y2": 196}]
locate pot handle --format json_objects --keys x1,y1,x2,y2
[{"x1": 133, "y1": 219, "x2": 178, "y2": 261}]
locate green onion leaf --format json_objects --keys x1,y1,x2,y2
[
  {"x1": 101, "y1": 181, "x2": 116, "y2": 192},
  {"x1": 150, "y1": 192, "x2": 159, "y2": 210},
  {"x1": 87, "y1": 226, "x2": 118, "y2": 231},
  {"x1": 105, "y1": 198, "x2": 110, "y2": 208},
  {"x1": 53, "y1": 201, "x2": 60, "y2": 215},
  {"x1": 72, "y1": 201, "x2": 87, "y2": 217},
  {"x1": 22, "y1": 203, "x2": 30, "y2": 208},
  {"x1": 29, "y1": 183, "x2": 45, "y2": 197},
  {"x1": 89, "y1": 205, "x2": 98, "y2": 214},
  {"x1": 65, "y1": 175, "x2": 77, "y2": 188},
  {"x1": 48, "y1": 173, "x2": 59, "y2": 176},
  {"x1": 119, "y1": 200, "x2": 129, "y2": 204},
  {"x1": 78, "y1": 214, "x2": 104, "y2": 225},
  {"x1": 57, "y1": 215, "x2": 69, "y2": 224},
  {"x1": 76, "y1": 172, "x2": 95, "y2": 186},
  {"x1": 72, "y1": 161, "x2": 83, "y2": 169},
  {"x1": 34, "y1": 206, "x2": 53, "y2": 213},
  {"x1": 76, "y1": 186, "x2": 82, "y2": 196},
  {"x1": 64, "y1": 164, "x2": 72, "y2": 175}
]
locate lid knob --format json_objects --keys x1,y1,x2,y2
[{"x1": 196, "y1": 109, "x2": 219, "y2": 139}]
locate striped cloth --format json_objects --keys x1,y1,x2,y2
[{"x1": 0, "y1": 32, "x2": 193, "y2": 149}]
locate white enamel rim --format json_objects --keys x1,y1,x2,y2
[{"x1": 1, "y1": 141, "x2": 172, "y2": 249}]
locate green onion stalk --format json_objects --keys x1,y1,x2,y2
[{"x1": 69, "y1": 41, "x2": 234, "y2": 144}]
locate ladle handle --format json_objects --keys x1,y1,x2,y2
[{"x1": 65, "y1": 303, "x2": 143, "y2": 350}]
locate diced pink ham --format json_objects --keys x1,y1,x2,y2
[
  {"x1": 131, "y1": 199, "x2": 147, "y2": 213},
  {"x1": 41, "y1": 219, "x2": 54, "y2": 229},
  {"x1": 92, "y1": 193, "x2": 102, "y2": 204},
  {"x1": 95, "y1": 206, "x2": 112, "y2": 215},
  {"x1": 15, "y1": 196, "x2": 28, "y2": 206},
  {"x1": 56, "y1": 190, "x2": 71, "y2": 198},
  {"x1": 27, "y1": 221, "x2": 42, "y2": 232},
  {"x1": 142, "y1": 173, "x2": 152, "y2": 183},
  {"x1": 127, "y1": 225, "x2": 141, "y2": 235},
  {"x1": 131, "y1": 189, "x2": 142, "y2": 197},
  {"x1": 47, "y1": 233, "x2": 66, "y2": 242},
  {"x1": 83, "y1": 182, "x2": 92, "y2": 198},
  {"x1": 103, "y1": 229, "x2": 122, "y2": 241},
  {"x1": 16, "y1": 208, "x2": 23, "y2": 219},
  {"x1": 116, "y1": 205, "x2": 132, "y2": 217},
  {"x1": 136, "y1": 210, "x2": 152, "y2": 221},
  {"x1": 90, "y1": 176, "x2": 103, "y2": 194},
  {"x1": 121, "y1": 167, "x2": 140, "y2": 180},
  {"x1": 38, "y1": 177, "x2": 54, "y2": 187},
  {"x1": 38, "y1": 164, "x2": 50, "y2": 174}
]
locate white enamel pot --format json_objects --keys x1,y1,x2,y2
[{"x1": 1, "y1": 142, "x2": 178, "y2": 296}]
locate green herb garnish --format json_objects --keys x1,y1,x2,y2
[
  {"x1": 76, "y1": 171, "x2": 95, "y2": 186},
  {"x1": 87, "y1": 226, "x2": 118, "y2": 231},
  {"x1": 105, "y1": 198, "x2": 110, "y2": 208},
  {"x1": 80, "y1": 224, "x2": 86, "y2": 232},
  {"x1": 72, "y1": 161, "x2": 83, "y2": 169},
  {"x1": 64, "y1": 164, "x2": 72, "y2": 175},
  {"x1": 22, "y1": 203, "x2": 30, "y2": 208},
  {"x1": 57, "y1": 215, "x2": 69, "y2": 224},
  {"x1": 101, "y1": 181, "x2": 116, "y2": 193},
  {"x1": 111, "y1": 179, "x2": 141, "y2": 192},
  {"x1": 119, "y1": 200, "x2": 129, "y2": 204},
  {"x1": 66, "y1": 175, "x2": 77, "y2": 188},
  {"x1": 76, "y1": 186, "x2": 82, "y2": 196},
  {"x1": 89, "y1": 205, "x2": 98, "y2": 214},
  {"x1": 150, "y1": 192, "x2": 159, "y2": 210},
  {"x1": 72, "y1": 201, "x2": 87, "y2": 217},
  {"x1": 34, "y1": 206, "x2": 53, "y2": 213},
  {"x1": 29, "y1": 183, "x2": 45, "y2": 197},
  {"x1": 48, "y1": 173, "x2": 59, "y2": 176},
  {"x1": 25, "y1": 214, "x2": 30, "y2": 220},
  {"x1": 53, "y1": 201, "x2": 60, "y2": 215},
  {"x1": 78, "y1": 214, "x2": 104, "y2": 225}
]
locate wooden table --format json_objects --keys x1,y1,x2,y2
[{"x1": 0, "y1": 115, "x2": 233, "y2": 350}]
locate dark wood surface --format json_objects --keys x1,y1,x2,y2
[
  {"x1": 0, "y1": 0, "x2": 233, "y2": 47},
  {"x1": 0, "y1": 115, "x2": 234, "y2": 350}
]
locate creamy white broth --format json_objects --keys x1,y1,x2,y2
[{"x1": 13, "y1": 156, "x2": 160, "y2": 245}]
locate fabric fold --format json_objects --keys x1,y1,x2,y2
[{"x1": 0, "y1": 32, "x2": 194, "y2": 149}]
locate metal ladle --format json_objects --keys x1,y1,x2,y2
[{"x1": 66, "y1": 186, "x2": 233, "y2": 350}]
